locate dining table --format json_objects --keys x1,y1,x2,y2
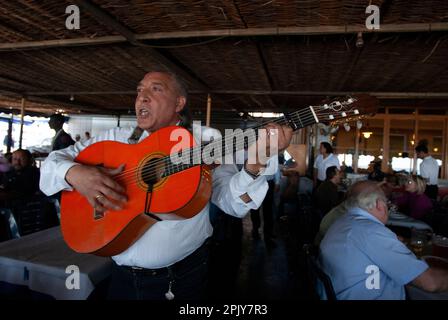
[
  {"x1": 387, "y1": 212, "x2": 432, "y2": 231},
  {"x1": 0, "y1": 226, "x2": 113, "y2": 300},
  {"x1": 406, "y1": 255, "x2": 448, "y2": 300}
]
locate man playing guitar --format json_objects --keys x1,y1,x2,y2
[{"x1": 40, "y1": 70, "x2": 293, "y2": 300}]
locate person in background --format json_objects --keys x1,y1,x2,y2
[
  {"x1": 319, "y1": 180, "x2": 448, "y2": 300},
  {"x1": 415, "y1": 145, "x2": 439, "y2": 200},
  {"x1": 314, "y1": 166, "x2": 343, "y2": 217},
  {"x1": 367, "y1": 160, "x2": 385, "y2": 182},
  {"x1": 84, "y1": 131, "x2": 91, "y2": 141},
  {"x1": 75, "y1": 134, "x2": 81, "y2": 142},
  {"x1": 341, "y1": 161, "x2": 353, "y2": 174},
  {"x1": 48, "y1": 114, "x2": 75, "y2": 151},
  {"x1": 0, "y1": 153, "x2": 12, "y2": 175},
  {"x1": 393, "y1": 175, "x2": 433, "y2": 220},
  {"x1": 313, "y1": 142, "x2": 340, "y2": 188},
  {"x1": 0, "y1": 149, "x2": 40, "y2": 206}
]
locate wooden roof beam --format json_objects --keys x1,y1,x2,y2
[
  {"x1": 73, "y1": 0, "x2": 139, "y2": 45},
  {"x1": 0, "y1": 88, "x2": 110, "y2": 114},
  {"x1": 1, "y1": 23, "x2": 448, "y2": 51},
  {"x1": 24, "y1": 90, "x2": 448, "y2": 99},
  {"x1": 54, "y1": 1, "x2": 212, "y2": 93}
]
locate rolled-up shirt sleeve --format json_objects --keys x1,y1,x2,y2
[
  {"x1": 211, "y1": 156, "x2": 278, "y2": 218},
  {"x1": 40, "y1": 141, "x2": 88, "y2": 196}
]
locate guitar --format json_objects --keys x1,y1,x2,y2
[{"x1": 60, "y1": 94, "x2": 378, "y2": 256}]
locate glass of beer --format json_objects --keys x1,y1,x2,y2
[
  {"x1": 410, "y1": 228, "x2": 429, "y2": 257},
  {"x1": 432, "y1": 234, "x2": 448, "y2": 259}
]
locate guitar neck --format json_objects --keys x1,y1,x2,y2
[{"x1": 162, "y1": 107, "x2": 319, "y2": 177}]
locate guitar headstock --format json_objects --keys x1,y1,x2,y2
[{"x1": 313, "y1": 94, "x2": 379, "y2": 125}]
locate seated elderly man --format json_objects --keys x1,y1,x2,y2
[
  {"x1": 0, "y1": 149, "x2": 40, "y2": 206},
  {"x1": 314, "y1": 166, "x2": 343, "y2": 217},
  {"x1": 319, "y1": 180, "x2": 448, "y2": 300}
]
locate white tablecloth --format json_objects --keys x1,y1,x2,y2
[
  {"x1": 0, "y1": 226, "x2": 112, "y2": 300},
  {"x1": 387, "y1": 213, "x2": 432, "y2": 231}
]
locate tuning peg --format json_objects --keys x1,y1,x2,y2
[{"x1": 344, "y1": 123, "x2": 351, "y2": 132}]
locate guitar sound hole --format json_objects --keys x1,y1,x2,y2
[{"x1": 141, "y1": 157, "x2": 165, "y2": 187}]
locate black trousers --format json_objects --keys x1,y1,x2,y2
[
  {"x1": 251, "y1": 180, "x2": 275, "y2": 240},
  {"x1": 107, "y1": 240, "x2": 209, "y2": 300},
  {"x1": 425, "y1": 184, "x2": 439, "y2": 200}
]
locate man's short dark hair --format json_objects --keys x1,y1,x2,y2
[
  {"x1": 49, "y1": 114, "x2": 66, "y2": 125},
  {"x1": 147, "y1": 69, "x2": 191, "y2": 129},
  {"x1": 321, "y1": 142, "x2": 333, "y2": 154},
  {"x1": 13, "y1": 149, "x2": 33, "y2": 164},
  {"x1": 415, "y1": 145, "x2": 428, "y2": 154},
  {"x1": 326, "y1": 166, "x2": 338, "y2": 180}
]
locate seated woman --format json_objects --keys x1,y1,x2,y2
[{"x1": 393, "y1": 175, "x2": 433, "y2": 220}]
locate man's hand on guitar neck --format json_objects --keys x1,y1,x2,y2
[
  {"x1": 245, "y1": 122, "x2": 293, "y2": 177},
  {"x1": 241, "y1": 123, "x2": 293, "y2": 204},
  {"x1": 65, "y1": 164, "x2": 127, "y2": 212}
]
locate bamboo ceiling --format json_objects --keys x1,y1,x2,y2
[{"x1": 0, "y1": 0, "x2": 447, "y2": 116}]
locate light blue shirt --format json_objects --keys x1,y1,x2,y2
[{"x1": 319, "y1": 207, "x2": 429, "y2": 300}]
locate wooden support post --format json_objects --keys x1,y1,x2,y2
[
  {"x1": 354, "y1": 127, "x2": 360, "y2": 173},
  {"x1": 206, "y1": 94, "x2": 211, "y2": 127},
  {"x1": 6, "y1": 114, "x2": 13, "y2": 153},
  {"x1": 413, "y1": 112, "x2": 419, "y2": 175},
  {"x1": 381, "y1": 117, "x2": 391, "y2": 173},
  {"x1": 442, "y1": 118, "x2": 448, "y2": 179},
  {"x1": 19, "y1": 97, "x2": 26, "y2": 149}
]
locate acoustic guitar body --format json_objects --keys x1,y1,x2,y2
[{"x1": 60, "y1": 126, "x2": 212, "y2": 256}]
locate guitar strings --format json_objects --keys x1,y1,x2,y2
[
  {"x1": 116, "y1": 110, "x2": 342, "y2": 185},
  {"x1": 112, "y1": 108, "x2": 307, "y2": 180},
  {"x1": 115, "y1": 107, "x2": 349, "y2": 181},
  {"x1": 113, "y1": 107, "x2": 353, "y2": 184},
  {"x1": 112, "y1": 108, "x2": 316, "y2": 181},
  {"x1": 115, "y1": 108, "x2": 349, "y2": 184}
]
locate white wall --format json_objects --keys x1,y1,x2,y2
[{"x1": 66, "y1": 115, "x2": 137, "y2": 140}]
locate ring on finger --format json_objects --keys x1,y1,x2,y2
[{"x1": 95, "y1": 194, "x2": 105, "y2": 202}]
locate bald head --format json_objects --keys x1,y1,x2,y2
[{"x1": 346, "y1": 180, "x2": 389, "y2": 223}]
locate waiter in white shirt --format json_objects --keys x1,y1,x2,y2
[
  {"x1": 415, "y1": 144, "x2": 440, "y2": 200},
  {"x1": 40, "y1": 70, "x2": 293, "y2": 300},
  {"x1": 313, "y1": 142, "x2": 340, "y2": 188}
]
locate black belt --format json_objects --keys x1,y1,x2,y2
[{"x1": 117, "y1": 239, "x2": 210, "y2": 277}]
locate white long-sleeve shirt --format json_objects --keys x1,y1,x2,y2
[
  {"x1": 313, "y1": 153, "x2": 340, "y2": 181},
  {"x1": 420, "y1": 155, "x2": 439, "y2": 185},
  {"x1": 40, "y1": 125, "x2": 277, "y2": 269}
]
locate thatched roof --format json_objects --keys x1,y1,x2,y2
[{"x1": 0, "y1": 1, "x2": 447, "y2": 116}]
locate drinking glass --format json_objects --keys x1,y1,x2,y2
[
  {"x1": 432, "y1": 234, "x2": 448, "y2": 259},
  {"x1": 410, "y1": 228, "x2": 429, "y2": 257}
]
